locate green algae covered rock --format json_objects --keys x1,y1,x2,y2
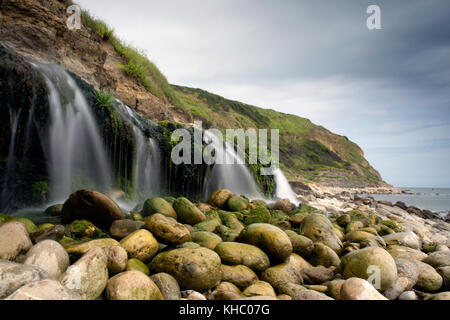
[{"x1": 142, "y1": 197, "x2": 177, "y2": 219}]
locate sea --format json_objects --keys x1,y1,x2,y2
[{"x1": 360, "y1": 187, "x2": 450, "y2": 218}]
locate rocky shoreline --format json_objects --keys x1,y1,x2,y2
[{"x1": 0, "y1": 188, "x2": 449, "y2": 300}]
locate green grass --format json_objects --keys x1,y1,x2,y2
[{"x1": 92, "y1": 90, "x2": 115, "y2": 108}]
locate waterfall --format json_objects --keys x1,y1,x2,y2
[
  {"x1": 36, "y1": 63, "x2": 112, "y2": 203},
  {"x1": 202, "y1": 130, "x2": 263, "y2": 200},
  {"x1": 273, "y1": 168, "x2": 300, "y2": 205}
]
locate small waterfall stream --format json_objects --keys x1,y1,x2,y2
[{"x1": 273, "y1": 168, "x2": 300, "y2": 205}]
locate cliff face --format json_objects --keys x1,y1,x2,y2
[{"x1": 0, "y1": 0, "x2": 388, "y2": 189}]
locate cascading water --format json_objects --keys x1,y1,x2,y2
[
  {"x1": 273, "y1": 168, "x2": 300, "y2": 205},
  {"x1": 36, "y1": 63, "x2": 112, "y2": 203},
  {"x1": 202, "y1": 130, "x2": 263, "y2": 200}
]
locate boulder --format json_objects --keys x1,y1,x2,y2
[
  {"x1": 423, "y1": 251, "x2": 450, "y2": 268},
  {"x1": 326, "y1": 279, "x2": 345, "y2": 300},
  {"x1": 0, "y1": 221, "x2": 32, "y2": 261},
  {"x1": 126, "y1": 258, "x2": 149, "y2": 275},
  {"x1": 144, "y1": 213, "x2": 191, "y2": 245},
  {"x1": 413, "y1": 260, "x2": 443, "y2": 292},
  {"x1": 173, "y1": 197, "x2": 206, "y2": 225},
  {"x1": 301, "y1": 267, "x2": 334, "y2": 284},
  {"x1": 387, "y1": 245, "x2": 428, "y2": 261},
  {"x1": 208, "y1": 189, "x2": 233, "y2": 208},
  {"x1": 215, "y1": 242, "x2": 270, "y2": 273},
  {"x1": 340, "y1": 278, "x2": 388, "y2": 300},
  {"x1": 109, "y1": 219, "x2": 145, "y2": 240},
  {"x1": 24, "y1": 240, "x2": 69, "y2": 278},
  {"x1": 339, "y1": 247, "x2": 398, "y2": 291},
  {"x1": 103, "y1": 245, "x2": 128, "y2": 275},
  {"x1": 65, "y1": 238, "x2": 120, "y2": 258},
  {"x1": 398, "y1": 291, "x2": 418, "y2": 300},
  {"x1": 106, "y1": 271, "x2": 163, "y2": 300},
  {"x1": 272, "y1": 199, "x2": 293, "y2": 215},
  {"x1": 383, "y1": 232, "x2": 422, "y2": 250},
  {"x1": 243, "y1": 206, "x2": 271, "y2": 225},
  {"x1": 299, "y1": 213, "x2": 343, "y2": 253},
  {"x1": 149, "y1": 247, "x2": 222, "y2": 292},
  {"x1": 383, "y1": 277, "x2": 409, "y2": 300},
  {"x1": 242, "y1": 281, "x2": 276, "y2": 297},
  {"x1": 0, "y1": 260, "x2": 50, "y2": 298},
  {"x1": 119, "y1": 229, "x2": 159, "y2": 262},
  {"x1": 5, "y1": 279, "x2": 81, "y2": 300},
  {"x1": 285, "y1": 230, "x2": 313, "y2": 257},
  {"x1": 437, "y1": 266, "x2": 450, "y2": 290},
  {"x1": 59, "y1": 247, "x2": 109, "y2": 300},
  {"x1": 292, "y1": 289, "x2": 334, "y2": 300},
  {"x1": 309, "y1": 243, "x2": 341, "y2": 268},
  {"x1": 191, "y1": 231, "x2": 223, "y2": 250},
  {"x1": 261, "y1": 254, "x2": 307, "y2": 290},
  {"x1": 150, "y1": 272, "x2": 181, "y2": 300},
  {"x1": 68, "y1": 220, "x2": 104, "y2": 239},
  {"x1": 61, "y1": 190, "x2": 125, "y2": 228},
  {"x1": 208, "y1": 282, "x2": 243, "y2": 300},
  {"x1": 424, "y1": 292, "x2": 450, "y2": 300},
  {"x1": 239, "y1": 223, "x2": 293, "y2": 263},
  {"x1": 221, "y1": 264, "x2": 258, "y2": 289},
  {"x1": 227, "y1": 196, "x2": 248, "y2": 212},
  {"x1": 31, "y1": 224, "x2": 65, "y2": 243},
  {"x1": 394, "y1": 258, "x2": 420, "y2": 290},
  {"x1": 181, "y1": 290, "x2": 208, "y2": 300},
  {"x1": 142, "y1": 197, "x2": 177, "y2": 219}
]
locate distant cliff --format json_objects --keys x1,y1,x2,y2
[{"x1": 0, "y1": 0, "x2": 389, "y2": 189}]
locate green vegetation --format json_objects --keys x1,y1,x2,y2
[{"x1": 92, "y1": 90, "x2": 115, "y2": 108}]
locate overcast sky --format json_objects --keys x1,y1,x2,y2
[{"x1": 75, "y1": 0, "x2": 450, "y2": 188}]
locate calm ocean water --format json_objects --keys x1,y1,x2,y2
[{"x1": 362, "y1": 188, "x2": 450, "y2": 216}]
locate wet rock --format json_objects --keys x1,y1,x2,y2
[
  {"x1": 383, "y1": 232, "x2": 422, "y2": 250},
  {"x1": 398, "y1": 291, "x2": 418, "y2": 300},
  {"x1": 339, "y1": 247, "x2": 398, "y2": 291},
  {"x1": 301, "y1": 266, "x2": 334, "y2": 284},
  {"x1": 144, "y1": 213, "x2": 191, "y2": 245},
  {"x1": 413, "y1": 260, "x2": 443, "y2": 292},
  {"x1": 61, "y1": 190, "x2": 125, "y2": 228},
  {"x1": 394, "y1": 258, "x2": 420, "y2": 290},
  {"x1": 126, "y1": 258, "x2": 149, "y2": 275},
  {"x1": 261, "y1": 254, "x2": 308, "y2": 289},
  {"x1": 423, "y1": 251, "x2": 450, "y2": 268},
  {"x1": 243, "y1": 206, "x2": 271, "y2": 225},
  {"x1": 292, "y1": 289, "x2": 334, "y2": 300},
  {"x1": 30, "y1": 224, "x2": 65, "y2": 243},
  {"x1": 173, "y1": 197, "x2": 206, "y2": 225},
  {"x1": 424, "y1": 292, "x2": 450, "y2": 300},
  {"x1": 103, "y1": 245, "x2": 127, "y2": 275},
  {"x1": 387, "y1": 245, "x2": 428, "y2": 261},
  {"x1": 5, "y1": 279, "x2": 81, "y2": 300},
  {"x1": 221, "y1": 264, "x2": 258, "y2": 289},
  {"x1": 109, "y1": 219, "x2": 145, "y2": 240},
  {"x1": 149, "y1": 247, "x2": 222, "y2": 292},
  {"x1": 340, "y1": 278, "x2": 388, "y2": 300},
  {"x1": 150, "y1": 272, "x2": 181, "y2": 300},
  {"x1": 272, "y1": 199, "x2": 293, "y2": 215},
  {"x1": 242, "y1": 281, "x2": 276, "y2": 297},
  {"x1": 227, "y1": 195, "x2": 248, "y2": 212},
  {"x1": 181, "y1": 290, "x2": 207, "y2": 300},
  {"x1": 60, "y1": 247, "x2": 109, "y2": 300},
  {"x1": 119, "y1": 229, "x2": 159, "y2": 262},
  {"x1": 215, "y1": 242, "x2": 270, "y2": 273},
  {"x1": 191, "y1": 231, "x2": 222, "y2": 250},
  {"x1": 142, "y1": 197, "x2": 177, "y2": 219},
  {"x1": 309, "y1": 243, "x2": 341, "y2": 268},
  {"x1": 65, "y1": 238, "x2": 120, "y2": 258},
  {"x1": 285, "y1": 230, "x2": 313, "y2": 257},
  {"x1": 239, "y1": 223, "x2": 293, "y2": 263},
  {"x1": 326, "y1": 279, "x2": 345, "y2": 300},
  {"x1": 0, "y1": 221, "x2": 32, "y2": 261},
  {"x1": 437, "y1": 266, "x2": 450, "y2": 290},
  {"x1": 44, "y1": 204, "x2": 63, "y2": 216},
  {"x1": 208, "y1": 282, "x2": 243, "y2": 300},
  {"x1": 107, "y1": 271, "x2": 163, "y2": 300},
  {"x1": 0, "y1": 260, "x2": 50, "y2": 298},
  {"x1": 24, "y1": 240, "x2": 69, "y2": 278},
  {"x1": 299, "y1": 213, "x2": 343, "y2": 253},
  {"x1": 383, "y1": 277, "x2": 409, "y2": 300},
  {"x1": 208, "y1": 189, "x2": 233, "y2": 208}
]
